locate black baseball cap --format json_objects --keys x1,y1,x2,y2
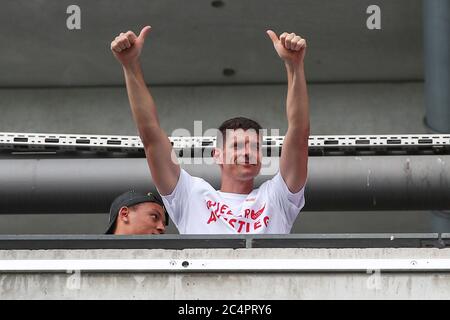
[{"x1": 105, "y1": 190, "x2": 169, "y2": 234}]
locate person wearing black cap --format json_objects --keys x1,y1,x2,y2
[{"x1": 105, "y1": 190, "x2": 169, "y2": 235}]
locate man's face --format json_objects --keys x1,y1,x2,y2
[
  {"x1": 126, "y1": 202, "x2": 166, "y2": 234},
  {"x1": 218, "y1": 129, "x2": 262, "y2": 181}
]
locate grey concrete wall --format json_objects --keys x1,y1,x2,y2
[
  {"x1": 0, "y1": 0, "x2": 423, "y2": 86},
  {"x1": 0, "y1": 248, "x2": 449, "y2": 299},
  {"x1": 0, "y1": 82, "x2": 426, "y2": 135}
]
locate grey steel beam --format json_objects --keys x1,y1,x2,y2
[
  {"x1": 0, "y1": 234, "x2": 443, "y2": 250},
  {"x1": 0, "y1": 156, "x2": 449, "y2": 213},
  {"x1": 424, "y1": 0, "x2": 450, "y2": 133},
  {"x1": 250, "y1": 233, "x2": 443, "y2": 249},
  {"x1": 0, "y1": 235, "x2": 247, "y2": 250},
  {"x1": 1, "y1": 132, "x2": 450, "y2": 157},
  {"x1": 443, "y1": 233, "x2": 450, "y2": 246}
]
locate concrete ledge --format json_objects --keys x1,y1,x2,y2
[{"x1": 0, "y1": 248, "x2": 449, "y2": 299}]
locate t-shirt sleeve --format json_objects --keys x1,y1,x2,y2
[
  {"x1": 158, "y1": 169, "x2": 194, "y2": 229},
  {"x1": 266, "y1": 171, "x2": 306, "y2": 227}
]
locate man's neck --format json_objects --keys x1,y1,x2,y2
[
  {"x1": 220, "y1": 175, "x2": 254, "y2": 194},
  {"x1": 113, "y1": 225, "x2": 129, "y2": 235}
]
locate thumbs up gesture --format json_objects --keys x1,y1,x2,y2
[
  {"x1": 266, "y1": 30, "x2": 307, "y2": 67},
  {"x1": 111, "y1": 26, "x2": 152, "y2": 67}
]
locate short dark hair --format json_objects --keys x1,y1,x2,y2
[{"x1": 217, "y1": 117, "x2": 262, "y2": 146}]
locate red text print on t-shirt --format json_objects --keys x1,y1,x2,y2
[{"x1": 205, "y1": 200, "x2": 269, "y2": 233}]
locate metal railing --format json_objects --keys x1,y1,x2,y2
[
  {"x1": 0, "y1": 234, "x2": 447, "y2": 250},
  {"x1": 1, "y1": 132, "x2": 449, "y2": 157}
]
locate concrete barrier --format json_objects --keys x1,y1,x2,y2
[{"x1": 1, "y1": 248, "x2": 449, "y2": 299}]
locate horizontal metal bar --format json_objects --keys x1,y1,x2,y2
[
  {"x1": 0, "y1": 156, "x2": 448, "y2": 212},
  {"x1": 0, "y1": 235, "x2": 248, "y2": 250},
  {"x1": 0, "y1": 234, "x2": 444, "y2": 250},
  {"x1": 1, "y1": 132, "x2": 449, "y2": 157},
  {"x1": 1, "y1": 258, "x2": 450, "y2": 273},
  {"x1": 250, "y1": 233, "x2": 443, "y2": 249}
]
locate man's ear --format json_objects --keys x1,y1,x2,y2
[
  {"x1": 118, "y1": 206, "x2": 130, "y2": 223},
  {"x1": 213, "y1": 147, "x2": 223, "y2": 165}
]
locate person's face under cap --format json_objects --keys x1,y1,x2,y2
[{"x1": 116, "y1": 202, "x2": 166, "y2": 235}]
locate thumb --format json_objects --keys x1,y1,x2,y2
[
  {"x1": 138, "y1": 26, "x2": 152, "y2": 41},
  {"x1": 266, "y1": 30, "x2": 278, "y2": 44}
]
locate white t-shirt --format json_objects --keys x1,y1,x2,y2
[{"x1": 160, "y1": 169, "x2": 306, "y2": 234}]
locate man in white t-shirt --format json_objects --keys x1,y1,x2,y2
[{"x1": 111, "y1": 26, "x2": 310, "y2": 234}]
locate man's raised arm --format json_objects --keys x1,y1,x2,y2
[
  {"x1": 267, "y1": 30, "x2": 310, "y2": 193},
  {"x1": 111, "y1": 26, "x2": 180, "y2": 195}
]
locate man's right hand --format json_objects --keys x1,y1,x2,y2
[{"x1": 111, "y1": 26, "x2": 152, "y2": 67}]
